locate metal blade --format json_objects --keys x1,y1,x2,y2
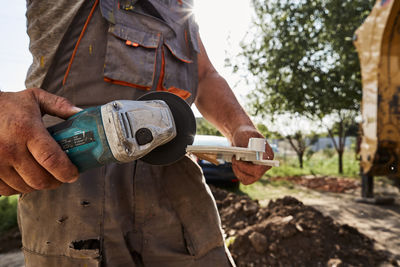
[{"x1": 137, "y1": 92, "x2": 196, "y2": 165}]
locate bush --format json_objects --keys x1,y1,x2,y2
[
  {"x1": 322, "y1": 147, "x2": 335, "y2": 158},
  {"x1": 0, "y1": 196, "x2": 18, "y2": 233},
  {"x1": 305, "y1": 149, "x2": 316, "y2": 160}
]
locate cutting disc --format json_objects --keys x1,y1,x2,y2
[{"x1": 137, "y1": 92, "x2": 196, "y2": 165}]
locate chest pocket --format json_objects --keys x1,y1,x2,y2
[
  {"x1": 104, "y1": 23, "x2": 160, "y2": 90},
  {"x1": 102, "y1": 1, "x2": 199, "y2": 103}
]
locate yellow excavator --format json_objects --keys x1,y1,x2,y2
[{"x1": 355, "y1": 0, "x2": 400, "y2": 202}]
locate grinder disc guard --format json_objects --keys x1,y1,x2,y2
[{"x1": 138, "y1": 92, "x2": 196, "y2": 165}]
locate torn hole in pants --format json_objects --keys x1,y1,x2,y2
[{"x1": 71, "y1": 239, "x2": 100, "y2": 250}]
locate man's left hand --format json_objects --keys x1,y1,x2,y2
[{"x1": 231, "y1": 126, "x2": 274, "y2": 185}]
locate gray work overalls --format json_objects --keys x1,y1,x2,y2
[{"x1": 18, "y1": 0, "x2": 235, "y2": 266}]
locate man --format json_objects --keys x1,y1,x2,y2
[{"x1": 0, "y1": 0, "x2": 274, "y2": 266}]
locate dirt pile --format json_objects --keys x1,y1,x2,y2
[
  {"x1": 211, "y1": 186, "x2": 395, "y2": 267},
  {"x1": 271, "y1": 176, "x2": 359, "y2": 193}
]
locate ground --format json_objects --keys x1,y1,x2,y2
[
  {"x1": 244, "y1": 176, "x2": 400, "y2": 259},
  {"x1": 295, "y1": 185, "x2": 400, "y2": 259},
  {"x1": 0, "y1": 176, "x2": 399, "y2": 267},
  {"x1": 212, "y1": 176, "x2": 400, "y2": 266}
]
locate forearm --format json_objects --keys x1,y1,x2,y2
[
  {"x1": 193, "y1": 35, "x2": 273, "y2": 184},
  {"x1": 194, "y1": 68, "x2": 273, "y2": 184},
  {"x1": 195, "y1": 72, "x2": 256, "y2": 143}
]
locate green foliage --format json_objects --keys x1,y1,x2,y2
[
  {"x1": 196, "y1": 118, "x2": 222, "y2": 136},
  {"x1": 0, "y1": 196, "x2": 18, "y2": 233},
  {"x1": 308, "y1": 132, "x2": 319, "y2": 146},
  {"x1": 346, "y1": 119, "x2": 359, "y2": 137},
  {"x1": 266, "y1": 150, "x2": 360, "y2": 178},
  {"x1": 283, "y1": 131, "x2": 320, "y2": 168},
  {"x1": 241, "y1": 0, "x2": 374, "y2": 119},
  {"x1": 256, "y1": 123, "x2": 279, "y2": 139},
  {"x1": 305, "y1": 148, "x2": 316, "y2": 160},
  {"x1": 322, "y1": 147, "x2": 336, "y2": 158},
  {"x1": 238, "y1": 177, "x2": 303, "y2": 201},
  {"x1": 285, "y1": 131, "x2": 307, "y2": 168}
]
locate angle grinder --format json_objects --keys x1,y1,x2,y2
[{"x1": 48, "y1": 92, "x2": 196, "y2": 172}]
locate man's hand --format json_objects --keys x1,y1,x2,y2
[
  {"x1": 0, "y1": 88, "x2": 81, "y2": 196},
  {"x1": 231, "y1": 126, "x2": 274, "y2": 185}
]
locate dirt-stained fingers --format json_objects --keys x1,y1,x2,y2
[
  {"x1": 0, "y1": 179, "x2": 18, "y2": 196},
  {"x1": 0, "y1": 89, "x2": 81, "y2": 196},
  {"x1": 26, "y1": 127, "x2": 78, "y2": 184},
  {"x1": 0, "y1": 166, "x2": 34, "y2": 193}
]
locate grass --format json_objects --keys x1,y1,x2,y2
[
  {"x1": 237, "y1": 149, "x2": 361, "y2": 202},
  {"x1": 0, "y1": 195, "x2": 18, "y2": 234},
  {"x1": 237, "y1": 178, "x2": 313, "y2": 202},
  {"x1": 266, "y1": 150, "x2": 360, "y2": 178}
]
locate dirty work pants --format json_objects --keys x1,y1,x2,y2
[{"x1": 18, "y1": 2, "x2": 234, "y2": 266}]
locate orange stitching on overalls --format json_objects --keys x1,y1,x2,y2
[
  {"x1": 156, "y1": 47, "x2": 191, "y2": 100},
  {"x1": 156, "y1": 47, "x2": 166, "y2": 92},
  {"x1": 167, "y1": 86, "x2": 191, "y2": 99},
  {"x1": 164, "y1": 43, "x2": 193, "y2": 63},
  {"x1": 63, "y1": 0, "x2": 99, "y2": 86},
  {"x1": 104, "y1": 77, "x2": 151, "y2": 90}
]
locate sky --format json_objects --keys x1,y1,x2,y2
[
  {"x1": 0, "y1": 1, "x2": 31, "y2": 92},
  {"x1": 0, "y1": 0, "x2": 254, "y2": 104}
]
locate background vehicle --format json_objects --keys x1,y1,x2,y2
[
  {"x1": 192, "y1": 135, "x2": 279, "y2": 188},
  {"x1": 192, "y1": 135, "x2": 240, "y2": 188}
]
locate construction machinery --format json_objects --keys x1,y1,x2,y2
[{"x1": 354, "y1": 0, "x2": 400, "y2": 200}]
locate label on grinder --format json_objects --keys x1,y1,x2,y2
[{"x1": 58, "y1": 131, "x2": 95, "y2": 151}]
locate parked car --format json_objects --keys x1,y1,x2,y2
[{"x1": 192, "y1": 135, "x2": 239, "y2": 188}]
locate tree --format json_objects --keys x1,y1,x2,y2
[
  {"x1": 257, "y1": 116, "x2": 319, "y2": 168},
  {"x1": 326, "y1": 113, "x2": 359, "y2": 172},
  {"x1": 278, "y1": 130, "x2": 319, "y2": 168},
  {"x1": 256, "y1": 123, "x2": 278, "y2": 139},
  {"x1": 285, "y1": 131, "x2": 307, "y2": 168},
  {"x1": 196, "y1": 118, "x2": 222, "y2": 136},
  {"x1": 235, "y1": 0, "x2": 374, "y2": 173}
]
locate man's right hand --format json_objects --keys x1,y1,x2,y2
[{"x1": 0, "y1": 88, "x2": 81, "y2": 196}]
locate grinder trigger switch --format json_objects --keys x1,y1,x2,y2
[{"x1": 135, "y1": 128, "x2": 153, "y2": 146}]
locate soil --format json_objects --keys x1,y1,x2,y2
[
  {"x1": 210, "y1": 185, "x2": 398, "y2": 267},
  {"x1": 0, "y1": 227, "x2": 21, "y2": 254},
  {"x1": 270, "y1": 175, "x2": 359, "y2": 193}
]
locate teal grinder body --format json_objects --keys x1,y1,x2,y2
[{"x1": 47, "y1": 106, "x2": 116, "y2": 172}]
